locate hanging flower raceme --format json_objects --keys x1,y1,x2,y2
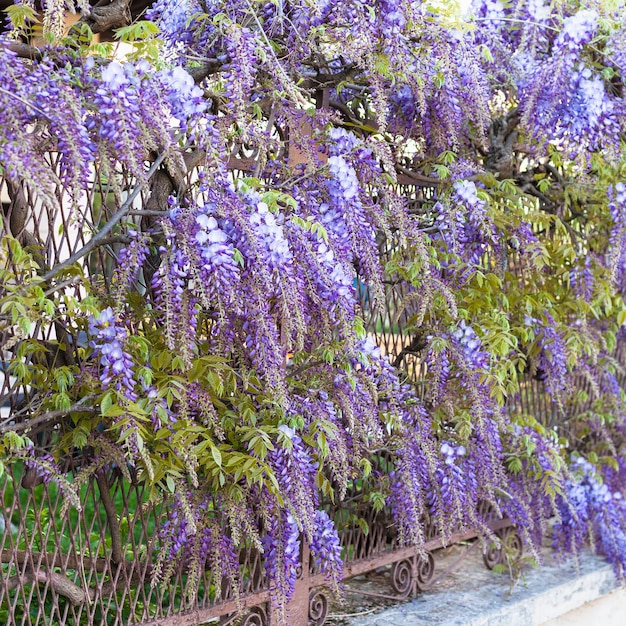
[
  {"x1": 554, "y1": 457, "x2": 626, "y2": 578},
  {"x1": 157, "y1": 66, "x2": 208, "y2": 136},
  {"x1": 261, "y1": 510, "x2": 301, "y2": 615},
  {"x1": 526, "y1": 314, "x2": 570, "y2": 400},
  {"x1": 155, "y1": 489, "x2": 240, "y2": 600},
  {"x1": 151, "y1": 232, "x2": 197, "y2": 362},
  {"x1": 283, "y1": 213, "x2": 356, "y2": 340},
  {"x1": 318, "y1": 129, "x2": 385, "y2": 306},
  {"x1": 499, "y1": 424, "x2": 568, "y2": 552},
  {"x1": 23, "y1": 58, "x2": 95, "y2": 195},
  {"x1": 310, "y1": 510, "x2": 343, "y2": 579},
  {"x1": 222, "y1": 25, "x2": 258, "y2": 123},
  {"x1": 145, "y1": 0, "x2": 217, "y2": 64},
  {"x1": 428, "y1": 442, "x2": 472, "y2": 526},
  {"x1": 560, "y1": 65, "x2": 620, "y2": 154},
  {"x1": 18, "y1": 444, "x2": 81, "y2": 514},
  {"x1": 266, "y1": 429, "x2": 340, "y2": 586},
  {"x1": 88, "y1": 308, "x2": 137, "y2": 402},
  {"x1": 90, "y1": 60, "x2": 149, "y2": 176},
  {"x1": 113, "y1": 230, "x2": 151, "y2": 308},
  {"x1": 151, "y1": 197, "x2": 243, "y2": 362},
  {"x1": 268, "y1": 425, "x2": 319, "y2": 535},
  {"x1": 519, "y1": 9, "x2": 604, "y2": 150},
  {"x1": 607, "y1": 182, "x2": 626, "y2": 289},
  {"x1": 435, "y1": 180, "x2": 496, "y2": 278},
  {"x1": 570, "y1": 255, "x2": 595, "y2": 300},
  {"x1": 426, "y1": 321, "x2": 491, "y2": 403},
  {"x1": 422, "y1": 321, "x2": 506, "y2": 516}
]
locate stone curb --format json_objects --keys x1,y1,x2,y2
[
  {"x1": 460, "y1": 562, "x2": 618, "y2": 625},
  {"x1": 344, "y1": 550, "x2": 621, "y2": 626}
]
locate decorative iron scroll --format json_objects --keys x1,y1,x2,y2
[
  {"x1": 390, "y1": 558, "x2": 416, "y2": 598},
  {"x1": 308, "y1": 589, "x2": 329, "y2": 626}
]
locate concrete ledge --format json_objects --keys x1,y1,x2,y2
[
  {"x1": 463, "y1": 560, "x2": 617, "y2": 625},
  {"x1": 542, "y1": 587, "x2": 626, "y2": 625},
  {"x1": 342, "y1": 547, "x2": 621, "y2": 626}
]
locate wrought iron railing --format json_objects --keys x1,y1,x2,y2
[
  {"x1": 0, "y1": 459, "x2": 519, "y2": 625},
  {"x1": 0, "y1": 157, "x2": 522, "y2": 626}
]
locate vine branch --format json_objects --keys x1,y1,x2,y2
[{"x1": 42, "y1": 153, "x2": 166, "y2": 283}]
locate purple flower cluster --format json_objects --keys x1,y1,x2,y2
[
  {"x1": 320, "y1": 133, "x2": 382, "y2": 305},
  {"x1": 269, "y1": 425, "x2": 318, "y2": 531},
  {"x1": 527, "y1": 0, "x2": 550, "y2": 21},
  {"x1": 90, "y1": 61, "x2": 148, "y2": 174},
  {"x1": 114, "y1": 230, "x2": 150, "y2": 303},
  {"x1": 469, "y1": 0, "x2": 506, "y2": 32},
  {"x1": 377, "y1": 0, "x2": 406, "y2": 38},
  {"x1": 569, "y1": 256, "x2": 594, "y2": 300},
  {"x1": 223, "y1": 26, "x2": 258, "y2": 122},
  {"x1": 526, "y1": 314, "x2": 569, "y2": 398},
  {"x1": 327, "y1": 156, "x2": 361, "y2": 201},
  {"x1": 20, "y1": 444, "x2": 82, "y2": 512},
  {"x1": 607, "y1": 183, "x2": 626, "y2": 290},
  {"x1": 509, "y1": 222, "x2": 541, "y2": 257},
  {"x1": 310, "y1": 510, "x2": 343, "y2": 579},
  {"x1": 429, "y1": 441, "x2": 470, "y2": 526},
  {"x1": 157, "y1": 66, "x2": 208, "y2": 132},
  {"x1": 151, "y1": 198, "x2": 245, "y2": 359},
  {"x1": 248, "y1": 201, "x2": 292, "y2": 270},
  {"x1": 388, "y1": 443, "x2": 431, "y2": 545},
  {"x1": 434, "y1": 180, "x2": 496, "y2": 278},
  {"x1": 516, "y1": 7, "x2": 613, "y2": 154},
  {"x1": 426, "y1": 321, "x2": 490, "y2": 404},
  {"x1": 554, "y1": 457, "x2": 626, "y2": 578},
  {"x1": 23, "y1": 447, "x2": 58, "y2": 486},
  {"x1": 311, "y1": 235, "x2": 355, "y2": 319},
  {"x1": 145, "y1": 0, "x2": 212, "y2": 64},
  {"x1": 262, "y1": 511, "x2": 301, "y2": 609},
  {"x1": 194, "y1": 212, "x2": 241, "y2": 286},
  {"x1": 555, "y1": 11, "x2": 598, "y2": 52},
  {"x1": 451, "y1": 321, "x2": 490, "y2": 371},
  {"x1": 157, "y1": 491, "x2": 240, "y2": 594},
  {"x1": 289, "y1": 392, "x2": 350, "y2": 495},
  {"x1": 498, "y1": 425, "x2": 567, "y2": 550},
  {"x1": 561, "y1": 65, "x2": 619, "y2": 152},
  {"x1": 151, "y1": 232, "x2": 197, "y2": 357},
  {"x1": 277, "y1": 187, "x2": 358, "y2": 344},
  {"x1": 24, "y1": 59, "x2": 94, "y2": 194},
  {"x1": 88, "y1": 308, "x2": 137, "y2": 401}
]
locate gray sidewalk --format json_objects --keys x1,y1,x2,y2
[{"x1": 331, "y1": 545, "x2": 623, "y2": 626}]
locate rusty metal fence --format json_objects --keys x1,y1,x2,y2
[
  {"x1": 1, "y1": 155, "x2": 535, "y2": 626},
  {"x1": 0, "y1": 454, "x2": 517, "y2": 626}
]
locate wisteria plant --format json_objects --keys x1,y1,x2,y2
[{"x1": 3, "y1": 0, "x2": 626, "y2": 621}]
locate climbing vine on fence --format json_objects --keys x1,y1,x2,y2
[{"x1": 3, "y1": 0, "x2": 626, "y2": 620}]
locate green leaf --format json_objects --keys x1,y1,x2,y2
[
  {"x1": 165, "y1": 475, "x2": 176, "y2": 493},
  {"x1": 114, "y1": 21, "x2": 159, "y2": 42},
  {"x1": 103, "y1": 404, "x2": 126, "y2": 418},
  {"x1": 210, "y1": 443, "x2": 222, "y2": 467},
  {"x1": 4, "y1": 4, "x2": 39, "y2": 29}
]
